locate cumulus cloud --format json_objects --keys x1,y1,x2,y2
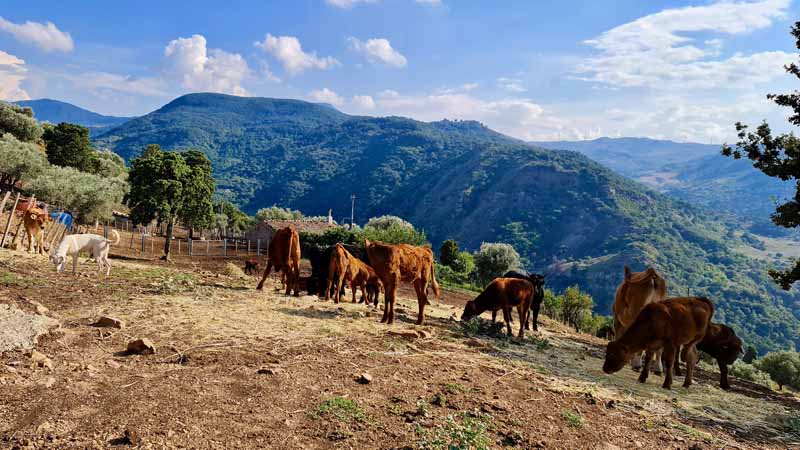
[
  {"x1": 163, "y1": 34, "x2": 249, "y2": 95},
  {"x1": 325, "y1": 0, "x2": 377, "y2": 7},
  {"x1": 254, "y1": 34, "x2": 340, "y2": 75},
  {"x1": 66, "y1": 71, "x2": 168, "y2": 98},
  {"x1": 352, "y1": 94, "x2": 376, "y2": 110},
  {"x1": 578, "y1": 0, "x2": 792, "y2": 89},
  {"x1": 308, "y1": 88, "x2": 345, "y2": 106},
  {"x1": 497, "y1": 77, "x2": 526, "y2": 93},
  {"x1": 0, "y1": 16, "x2": 73, "y2": 52},
  {"x1": 0, "y1": 50, "x2": 29, "y2": 100},
  {"x1": 347, "y1": 37, "x2": 407, "y2": 68}
]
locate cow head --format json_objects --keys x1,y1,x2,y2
[
  {"x1": 717, "y1": 335, "x2": 744, "y2": 365},
  {"x1": 49, "y1": 254, "x2": 66, "y2": 273},
  {"x1": 461, "y1": 300, "x2": 480, "y2": 321},
  {"x1": 602, "y1": 340, "x2": 630, "y2": 374}
]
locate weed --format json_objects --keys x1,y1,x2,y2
[
  {"x1": 155, "y1": 273, "x2": 197, "y2": 294},
  {"x1": 312, "y1": 396, "x2": 366, "y2": 423},
  {"x1": 417, "y1": 413, "x2": 491, "y2": 450},
  {"x1": 562, "y1": 410, "x2": 583, "y2": 428},
  {"x1": 0, "y1": 271, "x2": 19, "y2": 286},
  {"x1": 455, "y1": 317, "x2": 506, "y2": 339},
  {"x1": 443, "y1": 382, "x2": 465, "y2": 394},
  {"x1": 416, "y1": 400, "x2": 430, "y2": 418},
  {"x1": 431, "y1": 393, "x2": 446, "y2": 407},
  {"x1": 530, "y1": 335, "x2": 550, "y2": 350}
]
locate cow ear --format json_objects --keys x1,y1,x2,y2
[{"x1": 624, "y1": 265, "x2": 631, "y2": 281}]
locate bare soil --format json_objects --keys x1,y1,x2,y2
[{"x1": 0, "y1": 248, "x2": 798, "y2": 450}]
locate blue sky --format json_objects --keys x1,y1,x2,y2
[{"x1": 1, "y1": 0, "x2": 799, "y2": 142}]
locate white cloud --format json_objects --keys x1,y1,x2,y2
[
  {"x1": 0, "y1": 16, "x2": 73, "y2": 52},
  {"x1": 497, "y1": 77, "x2": 526, "y2": 93},
  {"x1": 254, "y1": 34, "x2": 340, "y2": 75},
  {"x1": 347, "y1": 37, "x2": 407, "y2": 68},
  {"x1": 352, "y1": 94, "x2": 376, "y2": 110},
  {"x1": 308, "y1": 88, "x2": 344, "y2": 106},
  {"x1": 257, "y1": 60, "x2": 281, "y2": 83},
  {"x1": 66, "y1": 71, "x2": 168, "y2": 98},
  {"x1": 325, "y1": 0, "x2": 377, "y2": 7},
  {"x1": 0, "y1": 50, "x2": 29, "y2": 100},
  {"x1": 578, "y1": 0, "x2": 792, "y2": 89},
  {"x1": 163, "y1": 34, "x2": 249, "y2": 95},
  {"x1": 416, "y1": 0, "x2": 443, "y2": 5}
]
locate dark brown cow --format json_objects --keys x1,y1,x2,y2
[
  {"x1": 256, "y1": 227, "x2": 301, "y2": 296},
  {"x1": 244, "y1": 259, "x2": 260, "y2": 275},
  {"x1": 364, "y1": 239, "x2": 440, "y2": 325},
  {"x1": 491, "y1": 271, "x2": 546, "y2": 331},
  {"x1": 325, "y1": 243, "x2": 383, "y2": 305},
  {"x1": 603, "y1": 296, "x2": 714, "y2": 389},
  {"x1": 670, "y1": 322, "x2": 742, "y2": 390},
  {"x1": 461, "y1": 278, "x2": 535, "y2": 338}
]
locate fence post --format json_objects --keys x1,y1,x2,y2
[
  {"x1": 247, "y1": 240, "x2": 251, "y2": 254},
  {"x1": 234, "y1": 239, "x2": 238, "y2": 255},
  {"x1": 223, "y1": 238, "x2": 227, "y2": 256},
  {"x1": 141, "y1": 234, "x2": 145, "y2": 253},
  {"x1": 188, "y1": 238, "x2": 193, "y2": 256},
  {"x1": 0, "y1": 192, "x2": 19, "y2": 248},
  {"x1": 257, "y1": 239, "x2": 260, "y2": 256}
]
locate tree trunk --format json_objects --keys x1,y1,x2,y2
[
  {"x1": 162, "y1": 218, "x2": 174, "y2": 261},
  {"x1": 189, "y1": 227, "x2": 194, "y2": 240}
]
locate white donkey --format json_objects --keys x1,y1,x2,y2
[{"x1": 50, "y1": 230, "x2": 120, "y2": 275}]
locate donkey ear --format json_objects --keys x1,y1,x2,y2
[{"x1": 624, "y1": 265, "x2": 632, "y2": 281}]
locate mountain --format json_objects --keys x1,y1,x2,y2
[
  {"x1": 535, "y1": 137, "x2": 795, "y2": 234},
  {"x1": 94, "y1": 93, "x2": 800, "y2": 352},
  {"x1": 15, "y1": 99, "x2": 132, "y2": 135}
]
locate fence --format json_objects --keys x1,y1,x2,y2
[{"x1": 0, "y1": 190, "x2": 71, "y2": 252}]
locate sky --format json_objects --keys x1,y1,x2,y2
[{"x1": 1, "y1": 0, "x2": 799, "y2": 143}]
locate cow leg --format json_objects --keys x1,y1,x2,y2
[
  {"x1": 292, "y1": 261, "x2": 301, "y2": 297},
  {"x1": 382, "y1": 274, "x2": 399, "y2": 324},
  {"x1": 681, "y1": 344, "x2": 698, "y2": 388},
  {"x1": 502, "y1": 307, "x2": 513, "y2": 337},
  {"x1": 638, "y1": 351, "x2": 654, "y2": 384},
  {"x1": 72, "y1": 254, "x2": 79, "y2": 275},
  {"x1": 491, "y1": 310, "x2": 497, "y2": 323},
  {"x1": 334, "y1": 273, "x2": 345, "y2": 304},
  {"x1": 653, "y1": 349, "x2": 664, "y2": 375},
  {"x1": 672, "y1": 348, "x2": 682, "y2": 377},
  {"x1": 530, "y1": 300, "x2": 541, "y2": 332},
  {"x1": 359, "y1": 285, "x2": 367, "y2": 304},
  {"x1": 719, "y1": 360, "x2": 731, "y2": 390},
  {"x1": 630, "y1": 351, "x2": 644, "y2": 372},
  {"x1": 661, "y1": 344, "x2": 676, "y2": 390},
  {"x1": 256, "y1": 261, "x2": 274, "y2": 290},
  {"x1": 413, "y1": 278, "x2": 428, "y2": 325}
]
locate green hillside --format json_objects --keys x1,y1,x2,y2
[
  {"x1": 16, "y1": 99, "x2": 132, "y2": 135},
  {"x1": 94, "y1": 93, "x2": 800, "y2": 353}
]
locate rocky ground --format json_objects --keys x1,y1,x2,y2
[{"x1": 0, "y1": 248, "x2": 799, "y2": 449}]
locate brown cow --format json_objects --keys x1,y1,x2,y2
[
  {"x1": 256, "y1": 227, "x2": 301, "y2": 296},
  {"x1": 325, "y1": 243, "x2": 383, "y2": 305},
  {"x1": 461, "y1": 278, "x2": 534, "y2": 338},
  {"x1": 364, "y1": 239, "x2": 440, "y2": 325},
  {"x1": 670, "y1": 322, "x2": 742, "y2": 390},
  {"x1": 244, "y1": 259, "x2": 260, "y2": 275},
  {"x1": 612, "y1": 266, "x2": 667, "y2": 373},
  {"x1": 23, "y1": 207, "x2": 49, "y2": 254},
  {"x1": 603, "y1": 296, "x2": 714, "y2": 389}
]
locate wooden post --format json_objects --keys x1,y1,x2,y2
[
  {"x1": 1, "y1": 193, "x2": 21, "y2": 248},
  {"x1": 141, "y1": 234, "x2": 146, "y2": 253},
  {"x1": 0, "y1": 192, "x2": 9, "y2": 229},
  {"x1": 257, "y1": 239, "x2": 261, "y2": 256},
  {"x1": 188, "y1": 238, "x2": 193, "y2": 257},
  {"x1": 206, "y1": 240, "x2": 210, "y2": 256},
  {"x1": 223, "y1": 238, "x2": 227, "y2": 256},
  {"x1": 44, "y1": 211, "x2": 65, "y2": 246},
  {"x1": 247, "y1": 240, "x2": 251, "y2": 254},
  {"x1": 177, "y1": 239, "x2": 181, "y2": 255}
]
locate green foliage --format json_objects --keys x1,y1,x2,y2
[
  {"x1": 30, "y1": 164, "x2": 127, "y2": 222},
  {"x1": 474, "y1": 242, "x2": 520, "y2": 286},
  {"x1": 593, "y1": 315, "x2": 615, "y2": 339},
  {"x1": 440, "y1": 239, "x2": 459, "y2": 266},
  {"x1": 179, "y1": 150, "x2": 216, "y2": 235},
  {"x1": 416, "y1": 413, "x2": 491, "y2": 450},
  {"x1": 255, "y1": 205, "x2": 304, "y2": 221},
  {"x1": 0, "y1": 101, "x2": 42, "y2": 143},
  {"x1": 365, "y1": 215, "x2": 413, "y2": 230},
  {"x1": 561, "y1": 410, "x2": 584, "y2": 428},
  {"x1": 312, "y1": 396, "x2": 366, "y2": 422},
  {"x1": 755, "y1": 351, "x2": 800, "y2": 390},
  {"x1": 0, "y1": 133, "x2": 47, "y2": 188},
  {"x1": 729, "y1": 361, "x2": 773, "y2": 387},
  {"x1": 559, "y1": 285, "x2": 595, "y2": 333},
  {"x1": 743, "y1": 345, "x2": 758, "y2": 364},
  {"x1": 215, "y1": 200, "x2": 254, "y2": 234},
  {"x1": 363, "y1": 216, "x2": 427, "y2": 245},
  {"x1": 43, "y1": 122, "x2": 93, "y2": 170}
]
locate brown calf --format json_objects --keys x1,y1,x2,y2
[
  {"x1": 670, "y1": 322, "x2": 742, "y2": 390},
  {"x1": 256, "y1": 227, "x2": 301, "y2": 296},
  {"x1": 461, "y1": 278, "x2": 535, "y2": 338},
  {"x1": 325, "y1": 243, "x2": 383, "y2": 305},
  {"x1": 365, "y1": 239, "x2": 440, "y2": 325},
  {"x1": 603, "y1": 296, "x2": 714, "y2": 389},
  {"x1": 244, "y1": 259, "x2": 260, "y2": 275},
  {"x1": 23, "y1": 207, "x2": 49, "y2": 254},
  {"x1": 612, "y1": 266, "x2": 667, "y2": 373}
]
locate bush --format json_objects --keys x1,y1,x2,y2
[
  {"x1": 365, "y1": 215, "x2": 413, "y2": 230},
  {"x1": 474, "y1": 242, "x2": 520, "y2": 286},
  {"x1": 255, "y1": 205, "x2": 303, "y2": 221},
  {"x1": 755, "y1": 351, "x2": 800, "y2": 390},
  {"x1": 729, "y1": 361, "x2": 773, "y2": 387},
  {"x1": 440, "y1": 239, "x2": 459, "y2": 267},
  {"x1": 223, "y1": 262, "x2": 246, "y2": 279},
  {"x1": 742, "y1": 345, "x2": 758, "y2": 364},
  {"x1": 560, "y1": 285, "x2": 594, "y2": 332},
  {"x1": 593, "y1": 315, "x2": 615, "y2": 339},
  {"x1": 541, "y1": 289, "x2": 561, "y2": 321},
  {"x1": 363, "y1": 216, "x2": 427, "y2": 245}
]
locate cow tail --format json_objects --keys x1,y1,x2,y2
[{"x1": 430, "y1": 263, "x2": 441, "y2": 298}]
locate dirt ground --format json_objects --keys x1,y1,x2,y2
[{"x1": 1, "y1": 248, "x2": 799, "y2": 450}]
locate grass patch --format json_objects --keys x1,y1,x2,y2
[
  {"x1": 562, "y1": 410, "x2": 584, "y2": 428},
  {"x1": 0, "y1": 271, "x2": 19, "y2": 286},
  {"x1": 455, "y1": 317, "x2": 506, "y2": 339},
  {"x1": 443, "y1": 382, "x2": 466, "y2": 394},
  {"x1": 156, "y1": 273, "x2": 198, "y2": 295},
  {"x1": 312, "y1": 396, "x2": 366, "y2": 423},
  {"x1": 416, "y1": 413, "x2": 491, "y2": 450}
]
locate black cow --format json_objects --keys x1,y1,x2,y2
[
  {"x1": 490, "y1": 271, "x2": 546, "y2": 331},
  {"x1": 304, "y1": 242, "x2": 380, "y2": 305}
]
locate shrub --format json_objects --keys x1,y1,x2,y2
[
  {"x1": 223, "y1": 262, "x2": 246, "y2": 279},
  {"x1": 729, "y1": 361, "x2": 773, "y2": 387},
  {"x1": 255, "y1": 205, "x2": 303, "y2": 221},
  {"x1": 440, "y1": 239, "x2": 459, "y2": 267},
  {"x1": 416, "y1": 413, "x2": 490, "y2": 450},
  {"x1": 365, "y1": 215, "x2": 413, "y2": 230},
  {"x1": 474, "y1": 242, "x2": 520, "y2": 286},
  {"x1": 560, "y1": 285, "x2": 594, "y2": 332},
  {"x1": 363, "y1": 216, "x2": 427, "y2": 245},
  {"x1": 742, "y1": 345, "x2": 758, "y2": 364},
  {"x1": 541, "y1": 289, "x2": 561, "y2": 321},
  {"x1": 755, "y1": 351, "x2": 800, "y2": 390}
]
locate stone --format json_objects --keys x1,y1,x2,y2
[
  {"x1": 416, "y1": 329, "x2": 434, "y2": 339},
  {"x1": 30, "y1": 350, "x2": 53, "y2": 369},
  {"x1": 124, "y1": 429, "x2": 142, "y2": 445},
  {"x1": 41, "y1": 376, "x2": 56, "y2": 388},
  {"x1": 30, "y1": 301, "x2": 49, "y2": 315},
  {"x1": 106, "y1": 360, "x2": 122, "y2": 369},
  {"x1": 257, "y1": 366, "x2": 284, "y2": 375},
  {"x1": 94, "y1": 316, "x2": 125, "y2": 329},
  {"x1": 465, "y1": 338, "x2": 485, "y2": 348},
  {"x1": 388, "y1": 330, "x2": 419, "y2": 340},
  {"x1": 356, "y1": 373, "x2": 373, "y2": 384},
  {"x1": 126, "y1": 338, "x2": 156, "y2": 355}
]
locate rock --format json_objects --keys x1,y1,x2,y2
[
  {"x1": 124, "y1": 428, "x2": 142, "y2": 445},
  {"x1": 356, "y1": 372, "x2": 373, "y2": 384},
  {"x1": 36, "y1": 421, "x2": 53, "y2": 434},
  {"x1": 0, "y1": 304, "x2": 60, "y2": 353},
  {"x1": 388, "y1": 330, "x2": 419, "y2": 340},
  {"x1": 257, "y1": 366, "x2": 284, "y2": 375},
  {"x1": 41, "y1": 376, "x2": 56, "y2": 388},
  {"x1": 126, "y1": 338, "x2": 156, "y2": 355},
  {"x1": 106, "y1": 360, "x2": 122, "y2": 369},
  {"x1": 30, "y1": 301, "x2": 49, "y2": 315},
  {"x1": 465, "y1": 338, "x2": 485, "y2": 348},
  {"x1": 94, "y1": 316, "x2": 125, "y2": 329},
  {"x1": 30, "y1": 350, "x2": 53, "y2": 369}
]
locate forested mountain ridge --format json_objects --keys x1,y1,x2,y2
[
  {"x1": 94, "y1": 93, "x2": 800, "y2": 352},
  {"x1": 15, "y1": 99, "x2": 132, "y2": 135}
]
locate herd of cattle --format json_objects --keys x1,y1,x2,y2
[{"x1": 252, "y1": 226, "x2": 745, "y2": 391}]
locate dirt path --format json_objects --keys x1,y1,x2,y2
[{"x1": 0, "y1": 250, "x2": 798, "y2": 449}]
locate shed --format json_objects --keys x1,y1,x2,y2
[{"x1": 245, "y1": 217, "x2": 337, "y2": 243}]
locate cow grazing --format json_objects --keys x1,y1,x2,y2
[
  {"x1": 612, "y1": 266, "x2": 667, "y2": 373},
  {"x1": 325, "y1": 243, "x2": 383, "y2": 305},
  {"x1": 670, "y1": 322, "x2": 742, "y2": 390},
  {"x1": 462, "y1": 278, "x2": 535, "y2": 338},
  {"x1": 23, "y1": 207, "x2": 49, "y2": 254},
  {"x1": 244, "y1": 259, "x2": 260, "y2": 275},
  {"x1": 491, "y1": 271, "x2": 546, "y2": 331},
  {"x1": 365, "y1": 239, "x2": 440, "y2": 325},
  {"x1": 603, "y1": 296, "x2": 714, "y2": 389},
  {"x1": 304, "y1": 243, "x2": 375, "y2": 301},
  {"x1": 256, "y1": 227, "x2": 301, "y2": 296}
]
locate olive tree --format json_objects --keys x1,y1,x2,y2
[{"x1": 474, "y1": 242, "x2": 520, "y2": 286}]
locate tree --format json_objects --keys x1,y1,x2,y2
[
  {"x1": 0, "y1": 102, "x2": 42, "y2": 143},
  {"x1": 560, "y1": 285, "x2": 594, "y2": 332},
  {"x1": 0, "y1": 134, "x2": 48, "y2": 189},
  {"x1": 440, "y1": 239, "x2": 459, "y2": 267},
  {"x1": 43, "y1": 122, "x2": 94, "y2": 171},
  {"x1": 126, "y1": 145, "x2": 192, "y2": 260},
  {"x1": 722, "y1": 21, "x2": 800, "y2": 289},
  {"x1": 474, "y1": 242, "x2": 520, "y2": 286},
  {"x1": 363, "y1": 215, "x2": 427, "y2": 245},
  {"x1": 179, "y1": 150, "x2": 215, "y2": 240},
  {"x1": 255, "y1": 205, "x2": 304, "y2": 221},
  {"x1": 365, "y1": 215, "x2": 413, "y2": 230},
  {"x1": 743, "y1": 345, "x2": 758, "y2": 364},
  {"x1": 755, "y1": 351, "x2": 800, "y2": 391},
  {"x1": 216, "y1": 200, "x2": 254, "y2": 234}
]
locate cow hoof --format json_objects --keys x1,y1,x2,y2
[
  {"x1": 720, "y1": 384, "x2": 730, "y2": 391},
  {"x1": 653, "y1": 371, "x2": 663, "y2": 376},
  {"x1": 661, "y1": 383, "x2": 672, "y2": 390},
  {"x1": 256, "y1": 284, "x2": 264, "y2": 290}
]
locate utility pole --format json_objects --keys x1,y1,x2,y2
[{"x1": 350, "y1": 194, "x2": 356, "y2": 229}]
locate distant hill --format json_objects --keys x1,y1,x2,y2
[
  {"x1": 535, "y1": 137, "x2": 795, "y2": 234},
  {"x1": 95, "y1": 93, "x2": 800, "y2": 352},
  {"x1": 16, "y1": 99, "x2": 132, "y2": 135}
]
